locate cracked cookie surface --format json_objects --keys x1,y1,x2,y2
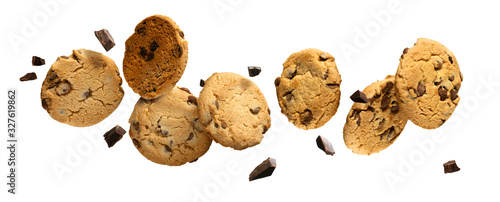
[
  {"x1": 275, "y1": 48, "x2": 341, "y2": 130},
  {"x1": 129, "y1": 86, "x2": 212, "y2": 166},
  {"x1": 343, "y1": 75, "x2": 407, "y2": 155},
  {"x1": 198, "y1": 72, "x2": 271, "y2": 150},
  {"x1": 123, "y1": 15, "x2": 188, "y2": 99},
  {"x1": 396, "y1": 38, "x2": 462, "y2": 129},
  {"x1": 40, "y1": 49, "x2": 124, "y2": 127}
]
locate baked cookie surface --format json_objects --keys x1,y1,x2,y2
[
  {"x1": 275, "y1": 48, "x2": 341, "y2": 130},
  {"x1": 129, "y1": 87, "x2": 212, "y2": 166},
  {"x1": 198, "y1": 72, "x2": 271, "y2": 150},
  {"x1": 396, "y1": 38, "x2": 462, "y2": 129},
  {"x1": 40, "y1": 49, "x2": 124, "y2": 127},
  {"x1": 123, "y1": 15, "x2": 188, "y2": 99},
  {"x1": 343, "y1": 76, "x2": 408, "y2": 155}
]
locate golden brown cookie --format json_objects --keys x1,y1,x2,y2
[
  {"x1": 396, "y1": 38, "x2": 462, "y2": 129},
  {"x1": 198, "y1": 72, "x2": 271, "y2": 150},
  {"x1": 40, "y1": 49, "x2": 124, "y2": 127},
  {"x1": 129, "y1": 87, "x2": 212, "y2": 166},
  {"x1": 343, "y1": 75, "x2": 408, "y2": 155},
  {"x1": 123, "y1": 15, "x2": 188, "y2": 99},
  {"x1": 275, "y1": 48, "x2": 341, "y2": 130}
]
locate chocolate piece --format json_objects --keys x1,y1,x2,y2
[
  {"x1": 381, "y1": 94, "x2": 390, "y2": 110},
  {"x1": 326, "y1": 83, "x2": 340, "y2": 89},
  {"x1": 448, "y1": 56, "x2": 454, "y2": 64},
  {"x1": 434, "y1": 59, "x2": 443, "y2": 70},
  {"x1": 56, "y1": 82, "x2": 72, "y2": 95},
  {"x1": 179, "y1": 87, "x2": 191, "y2": 94},
  {"x1": 274, "y1": 77, "x2": 281, "y2": 86},
  {"x1": 448, "y1": 74, "x2": 455, "y2": 82},
  {"x1": 316, "y1": 135, "x2": 335, "y2": 155},
  {"x1": 94, "y1": 29, "x2": 115, "y2": 51},
  {"x1": 32, "y1": 56, "x2": 45, "y2": 66},
  {"x1": 390, "y1": 105, "x2": 399, "y2": 113},
  {"x1": 249, "y1": 157, "x2": 277, "y2": 181},
  {"x1": 443, "y1": 160, "x2": 460, "y2": 174},
  {"x1": 450, "y1": 88, "x2": 458, "y2": 101},
  {"x1": 187, "y1": 95, "x2": 197, "y2": 105},
  {"x1": 186, "y1": 132, "x2": 194, "y2": 141},
  {"x1": 20, "y1": 72, "x2": 37, "y2": 81},
  {"x1": 438, "y1": 86, "x2": 448, "y2": 101},
  {"x1": 319, "y1": 52, "x2": 331, "y2": 61},
  {"x1": 250, "y1": 106, "x2": 261, "y2": 114},
  {"x1": 103, "y1": 125, "x2": 126, "y2": 148},
  {"x1": 417, "y1": 83, "x2": 426, "y2": 97},
  {"x1": 381, "y1": 82, "x2": 394, "y2": 94},
  {"x1": 350, "y1": 90, "x2": 369, "y2": 103},
  {"x1": 301, "y1": 110, "x2": 313, "y2": 124},
  {"x1": 200, "y1": 79, "x2": 205, "y2": 87},
  {"x1": 401, "y1": 47, "x2": 409, "y2": 59},
  {"x1": 248, "y1": 66, "x2": 262, "y2": 77}
]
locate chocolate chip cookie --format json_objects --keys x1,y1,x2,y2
[
  {"x1": 275, "y1": 48, "x2": 341, "y2": 130},
  {"x1": 123, "y1": 15, "x2": 188, "y2": 99},
  {"x1": 198, "y1": 72, "x2": 271, "y2": 150},
  {"x1": 343, "y1": 75, "x2": 408, "y2": 155},
  {"x1": 129, "y1": 87, "x2": 212, "y2": 166},
  {"x1": 396, "y1": 38, "x2": 462, "y2": 129},
  {"x1": 40, "y1": 49, "x2": 124, "y2": 127}
]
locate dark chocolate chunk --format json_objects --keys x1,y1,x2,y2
[
  {"x1": 448, "y1": 56, "x2": 454, "y2": 64},
  {"x1": 319, "y1": 52, "x2": 331, "y2": 61},
  {"x1": 179, "y1": 30, "x2": 184, "y2": 39},
  {"x1": 20, "y1": 72, "x2": 37, "y2": 81},
  {"x1": 274, "y1": 77, "x2": 281, "y2": 86},
  {"x1": 221, "y1": 122, "x2": 227, "y2": 129},
  {"x1": 301, "y1": 110, "x2": 313, "y2": 124},
  {"x1": 434, "y1": 79, "x2": 443, "y2": 86},
  {"x1": 390, "y1": 105, "x2": 399, "y2": 113},
  {"x1": 179, "y1": 87, "x2": 191, "y2": 94},
  {"x1": 316, "y1": 135, "x2": 335, "y2": 156},
  {"x1": 285, "y1": 92, "x2": 293, "y2": 102},
  {"x1": 187, "y1": 95, "x2": 197, "y2": 105},
  {"x1": 249, "y1": 157, "x2": 277, "y2": 181},
  {"x1": 132, "y1": 139, "x2": 140, "y2": 148},
  {"x1": 250, "y1": 106, "x2": 261, "y2": 115},
  {"x1": 434, "y1": 59, "x2": 443, "y2": 70},
  {"x1": 326, "y1": 83, "x2": 340, "y2": 89},
  {"x1": 448, "y1": 74, "x2": 455, "y2": 82},
  {"x1": 381, "y1": 94, "x2": 390, "y2": 110},
  {"x1": 417, "y1": 83, "x2": 426, "y2": 97},
  {"x1": 450, "y1": 88, "x2": 458, "y2": 101},
  {"x1": 186, "y1": 132, "x2": 194, "y2": 141},
  {"x1": 443, "y1": 160, "x2": 460, "y2": 174},
  {"x1": 56, "y1": 81, "x2": 72, "y2": 95},
  {"x1": 381, "y1": 82, "x2": 394, "y2": 94},
  {"x1": 350, "y1": 90, "x2": 369, "y2": 103},
  {"x1": 248, "y1": 66, "x2": 262, "y2": 77},
  {"x1": 150, "y1": 40, "x2": 159, "y2": 52},
  {"x1": 32, "y1": 56, "x2": 45, "y2": 66},
  {"x1": 94, "y1": 29, "x2": 115, "y2": 51},
  {"x1": 438, "y1": 86, "x2": 448, "y2": 101},
  {"x1": 41, "y1": 99, "x2": 49, "y2": 111},
  {"x1": 401, "y1": 47, "x2": 409, "y2": 59},
  {"x1": 103, "y1": 125, "x2": 126, "y2": 148},
  {"x1": 200, "y1": 79, "x2": 205, "y2": 87}
]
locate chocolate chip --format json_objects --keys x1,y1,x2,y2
[
  {"x1": 214, "y1": 123, "x2": 219, "y2": 128},
  {"x1": 285, "y1": 92, "x2": 293, "y2": 102},
  {"x1": 132, "y1": 122, "x2": 140, "y2": 132},
  {"x1": 401, "y1": 47, "x2": 409, "y2": 59},
  {"x1": 41, "y1": 99, "x2": 49, "y2": 111},
  {"x1": 221, "y1": 122, "x2": 227, "y2": 129},
  {"x1": 417, "y1": 83, "x2": 426, "y2": 97},
  {"x1": 94, "y1": 29, "x2": 115, "y2": 51},
  {"x1": 60, "y1": 56, "x2": 69, "y2": 59},
  {"x1": 267, "y1": 108, "x2": 271, "y2": 115},
  {"x1": 103, "y1": 125, "x2": 127, "y2": 148},
  {"x1": 249, "y1": 157, "x2": 276, "y2": 181},
  {"x1": 179, "y1": 87, "x2": 191, "y2": 94},
  {"x1": 186, "y1": 132, "x2": 194, "y2": 141},
  {"x1": 48, "y1": 70, "x2": 58, "y2": 80},
  {"x1": 56, "y1": 82, "x2": 72, "y2": 95},
  {"x1": 20, "y1": 72, "x2": 37, "y2": 81},
  {"x1": 132, "y1": 139, "x2": 141, "y2": 148},
  {"x1": 434, "y1": 78, "x2": 443, "y2": 86},
  {"x1": 139, "y1": 47, "x2": 148, "y2": 58},
  {"x1": 82, "y1": 89, "x2": 91, "y2": 99},
  {"x1": 136, "y1": 26, "x2": 146, "y2": 34},
  {"x1": 200, "y1": 79, "x2": 205, "y2": 87},
  {"x1": 443, "y1": 160, "x2": 460, "y2": 174},
  {"x1": 179, "y1": 30, "x2": 184, "y2": 38},
  {"x1": 262, "y1": 125, "x2": 268, "y2": 134},
  {"x1": 434, "y1": 59, "x2": 443, "y2": 70},
  {"x1": 286, "y1": 69, "x2": 297, "y2": 79},
  {"x1": 248, "y1": 66, "x2": 262, "y2": 77},
  {"x1": 187, "y1": 95, "x2": 197, "y2": 105},
  {"x1": 390, "y1": 105, "x2": 399, "y2": 113},
  {"x1": 382, "y1": 82, "x2": 394, "y2": 94},
  {"x1": 150, "y1": 40, "x2": 159, "y2": 52},
  {"x1": 350, "y1": 90, "x2": 369, "y2": 103},
  {"x1": 160, "y1": 129, "x2": 169, "y2": 136},
  {"x1": 172, "y1": 44, "x2": 183, "y2": 58},
  {"x1": 448, "y1": 56, "x2": 454, "y2": 64},
  {"x1": 326, "y1": 84, "x2": 340, "y2": 89},
  {"x1": 316, "y1": 135, "x2": 335, "y2": 156},
  {"x1": 274, "y1": 77, "x2": 281, "y2": 87},
  {"x1": 381, "y1": 94, "x2": 390, "y2": 110},
  {"x1": 319, "y1": 52, "x2": 332, "y2": 61},
  {"x1": 450, "y1": 88, "x2": 458, "y2": 101},
  {"x1": 438, "y1": 86, "x2": 448, "y2": 101},
  {"x1": 353, "y1": 111, "x2": 361, "y2": 126},
  {"x1": 301, "y1": 110, "x2": 313, "y2": 125},
  {"x1": 146, "y1": 52, "x2": 155, "y2": 61},
  {"x1": 250, "y1": 106, "x2": 261, "y2": 115},
  {"x1": 448, "y1": 74, "x2": 455, "y2": 82},
  {"x1": 32, "y1": 56, "x2": 45, "y2": 66},
  {"x1": 164, "y1": 145, "x2": 172, "y2": 153},
  {"x1": 459, "y1": 72, "x2": 463, "y2": 81}
]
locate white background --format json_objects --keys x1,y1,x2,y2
[{"x1": 1, "y1": 0, "x2": 500, "y2": 201}]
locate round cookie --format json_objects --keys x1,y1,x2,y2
[
  {"x1": 343, "y1": 75, "x2": 408, "y2": 155},
  {"x1": 129, "y1": 86, "x2": 212, "y2": 166},
  {"x1": 275, "y1": 48, "x2": 341, "y2": 130},
  {"x1": 40, "y1": 49, "x2": 124, "y2": 127},
  {"x1": 396, "y1": 38, "x2": 462, "y2": 129},
  {"x1": 123, "y1": 15, "x2": 188, "y2": 99},
  {"x1": 198, "y1": 72, "x2": 271, "y2": 150}
]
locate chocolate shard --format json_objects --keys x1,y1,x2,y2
[
  {"x1": 443, "y1": 160, "x2": 460, "y2": 174},
  {"x1": 32, "y1": 56, "x2": 45, "y2": 66},
  {"x1": 316, "y1": 135, "x2": 335, "y2": 156},
  {"x1": 200, "y1": 79, "x2": 205, "y2": 87},
  {"x1": 248, "y1": 66, "x2": 262, "y2": 77},
  {"x1": 350, "y1": 90, "x2": 369, "y2": 103},
  {"x1": 94, "y1": 29, "x2": 115, "y2": 51},
  {"x1": 249, "y1": 157, "x2": 277, "y2": 181},
  {"x1": 20, "y1": 72, "x2": 37, "y2": 81},
  {"x1": 103, "y1": 125, "x2": 126, "y2": 148}
]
